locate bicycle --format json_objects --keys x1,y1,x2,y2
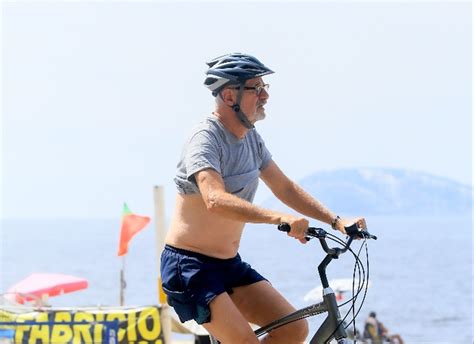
[{"x1": 208, "y1": 222, "x2": 377, "y2": 344}]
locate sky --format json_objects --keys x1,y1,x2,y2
[{"x1": 1, "y1": 1, "x2": 472, "y2": 219}]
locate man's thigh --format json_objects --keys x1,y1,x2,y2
[
  {"x1": 230, "y1": 281, "x2": 309, "y2": 343},
  {"x1": 202, "y1": 292, "x2": 259, "y2": 344},
  {"x1": 229, "y1": 280, "x2": 297, "y2": 326}
]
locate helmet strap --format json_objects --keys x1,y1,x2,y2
[{"x1": 232, "y1": 85, "x2": 254, "y2": 129}]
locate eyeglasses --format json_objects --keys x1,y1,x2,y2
[{"x1": 229, "y1": 83, "x2": 270, "y2": 96}]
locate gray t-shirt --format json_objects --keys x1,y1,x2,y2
[{"x1": 174, "y1": 115, "x2": 272, "y2": 202}]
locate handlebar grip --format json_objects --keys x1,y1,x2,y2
[
  {"x1": 277, "y1": 223, "x2": 291, "y2": 233},
  {"x1": 278, "y1": 223, "x2": 312, "y2": 241},
  {"x1": 344, "y1": 223, "x2": 360, "y2": 236}
]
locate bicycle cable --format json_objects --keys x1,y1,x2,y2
[
  {"x1": 341, "y1": 239, "x2": 370, "y2": 343},
  {"x1": 347, "y1": 239, "x2": 370, "y2": 342},
  {"x1": 321, "y1": 233, "x2": 370, "y2": 343},
  {"x1": 255, "y1": 233, "x2": 369, "y2": 338},
  {"x1": 338, "y1": 237, "x2": 370, "y2": 342},
  {"x1": 260, "y1": 230, "x2": 372, "y2": 342},
  {"x1": 325, "y1": 233, "x2": 368, "y2": 307},
  {"x1": 313, "y1": 233, "x2": 365, "y2": 341}
]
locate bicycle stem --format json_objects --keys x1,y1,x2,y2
[
  {"x1": 317, "y1": 235, "x2": 354, "y2": 288},
  {"x1": 318, "y1": 255, "x2": 333, "y2": 288}
]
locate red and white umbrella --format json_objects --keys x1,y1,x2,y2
[
  {"x1": 303, "y1": 278, "x2": 371, "y2": 303},
  {"x1": 4, "y1": 273, "x2": 88, "y2": 304}
]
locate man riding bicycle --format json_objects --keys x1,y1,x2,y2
[{"x1": 161, "y1": 53, "x2": 367, "y2": 344}]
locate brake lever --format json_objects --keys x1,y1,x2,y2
[{"x1": 345, "y1": 223, "x2": 377, "y2": 240}]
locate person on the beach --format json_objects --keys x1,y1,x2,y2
[
  {"x1": 364, "y1": 311, "x2": 404, "y2": 344},
  {"x1": 160, "y1": 53, "x2": 367, "y2": 344}
]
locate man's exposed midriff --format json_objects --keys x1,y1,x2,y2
[{"x1": 165, "y1": 193, "x2": 245, "y2": 259}]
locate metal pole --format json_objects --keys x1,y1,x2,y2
[{"x1": 120, "y1": 257, "x2": 126, "y2": 306}]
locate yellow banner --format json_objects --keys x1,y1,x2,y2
[{"x1": 0, "y1": 306, "x2": 164, "y2": 344}]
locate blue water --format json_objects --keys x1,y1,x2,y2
[{"x1": 1, "y1": 216, "x2": 472, "y2": 343}]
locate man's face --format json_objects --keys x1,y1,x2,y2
[{"x1": 237, "y1": 77, "x2": 270, "y2": 123}]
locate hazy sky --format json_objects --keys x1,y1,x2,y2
[{"x1": 2, "y1": 1, "x2": 471, "y2": 219}]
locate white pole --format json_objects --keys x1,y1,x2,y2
[{"x1": 154, "y1": 186, "x2": 172, "y2": 343}]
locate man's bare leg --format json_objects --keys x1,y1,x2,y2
[
  {"x1": 202, "y1": 292, "x2": 259, "y2": 344},
  {"x1": 230, "y1": 281, "x2": 308, "y2": 344}
]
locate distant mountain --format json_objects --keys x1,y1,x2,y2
[{"x1": 262, "y1": 168, "x2": 473, "y2": 216}]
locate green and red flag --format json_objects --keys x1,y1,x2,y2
[{"x1": 117, "y1": 203, "x2": 150, "y2": 256}]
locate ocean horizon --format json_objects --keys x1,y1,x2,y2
[{"x1": 1, "y1": 215, "x2": 472, "y2": 343}]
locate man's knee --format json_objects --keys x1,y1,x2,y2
[
  {"x1": 293, "y1": 319, "x2": 309, "y2": 341},
  {"x1": 211, "y1": 330, "x2": 259, "y2": 344},
  {"x1": 240, "y1": 335, "x2": 260, "y2": 344}
]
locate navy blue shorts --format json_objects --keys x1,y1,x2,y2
[{"x1": 160, "y1": 244, "x2": 267, "y2": 324}]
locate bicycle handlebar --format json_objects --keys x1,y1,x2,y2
[
  {"x1": 275, "y1": 222, "x2": 376, "y2": 342},
  {"x1": 277, "y1": 222, "x2": 377, "y2": 256}
]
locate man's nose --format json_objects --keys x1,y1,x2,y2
[{"x1": 259, "y1": 88, "x2": 269, "y2": 100}]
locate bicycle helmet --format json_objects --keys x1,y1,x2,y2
[
  {"x1": 204, "y1": 53, "x2": 274, "y2": 96},
  {"x1": 204, "y1": 53, "x2": 274, "y2": 129}
]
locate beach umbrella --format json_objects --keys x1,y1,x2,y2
[
  {"x1": 303, "y1": 278, "x2": 371, "y2": 303},
  {"x1": 4, "y1": 273, "x2": 88, "y2": 304}
]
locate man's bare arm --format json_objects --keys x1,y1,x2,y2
[
  {"x1": 195, "y1": 168, "x2": 308, "y2": 239},
  {"x1": 260, "y1": 160, "x2": 367, "y2": 233},
  {"x1": 260, "y1": 160, "x2": 336, "y2": 224}
]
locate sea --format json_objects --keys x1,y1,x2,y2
[{"x1": 1, "y1": 216, "x2": 472, "y2": 344}]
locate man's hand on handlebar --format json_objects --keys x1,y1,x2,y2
[
  {"x1": 278, "y1": 216, "x2": 372, "y2": 243},
  {"x1": 333, "y1": 217, "x2": 367, "y2": 235},
  {"x1": 279, "y1": 215, "x2": 309, "y2": 244}
]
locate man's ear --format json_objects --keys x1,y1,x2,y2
[{"x1": 220, "y1": 88, "x2": 236, "y2": 106}]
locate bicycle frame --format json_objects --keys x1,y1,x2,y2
[
  {"x1": 251, "y1": 289, "x2": 347, "y2": 343},
  {"x1": 209, "y1": 224, "x2": 374, "y2": 344},
  {"x1": 253, "y1": 233, "x2": 350, "y2": 344}
]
